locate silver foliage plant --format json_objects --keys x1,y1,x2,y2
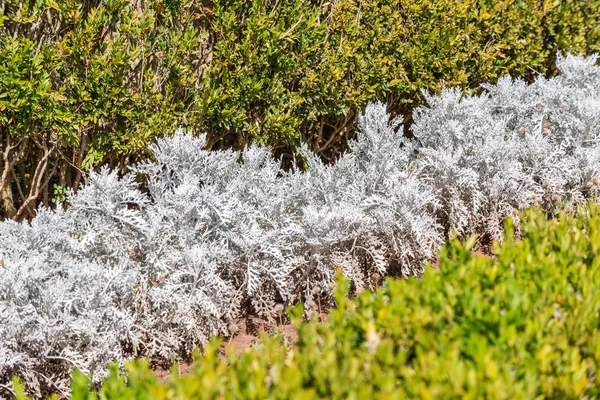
[
  {"x1": 412, "y1": 53, "x2": 600, "y2": 240},
  {"x1": 0, "y1": 174, "x2": 145, "y2": 397},
  {"x1": 0, "y1": 53, "x2": 599, "y2": 396}
]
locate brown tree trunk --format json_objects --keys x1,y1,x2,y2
[
  {"x1": 72, "y1": 132, "x2": 89, "y2": 191},
  {"x1": 1, "y1": 134, "x2": 18, "y2": 219},
  {"x1": 59, "y1": 156, "x2": 68, "y2": 188},
  {"x1": 14, "y1": 139, "x2": 54, "y2": 221},
  {"x1": 0, "y1": 179, "x2": 17, "y2": 219}
]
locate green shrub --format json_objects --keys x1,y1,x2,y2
[
  {"x1": 199, "y1": 0, "x2": 600, "y2": 157},
  {"x1": 21, "y1": 203, "x2": 599, "y2": 399},
  {"x1": 0, "y1": 0, "x2": 208, "y2": 219}
]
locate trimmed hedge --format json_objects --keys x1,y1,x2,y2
[
  {"x1": 201, "y1": 0, "x2": 600, "y2": 156},
  {"x1": 16, "y1": 203, "x2": 600, "y2": 399},
  {"x1": 0, "y1": 0, "x2": 209, "y2": 219},
  {"x1": 2, "y1": 0, "x2": 600, "y2": 219}
]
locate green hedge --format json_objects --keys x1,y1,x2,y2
[
  {"x1": 2, "y1": 0, "x2": 600, "y2": 219},
  {"x1": 199, "y1": 0, "x2": 600, "y2": 156},
  {"x1": 16, "y1": 203, "x2": 600, "y2": 399},
  {"x1": 0, "y1": 0, "x2": 208, "y2": 219}
]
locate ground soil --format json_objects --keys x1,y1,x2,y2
[{"x1": 152, "y1": 316, "x2": 308, "y2": 382}]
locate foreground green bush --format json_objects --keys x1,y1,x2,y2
[
  {"x1": 18, "y1": 203, "x2": 599, "y2": 399},
  {"x1": 2, "y1": 0, "x2": 600, "y2": 219}
]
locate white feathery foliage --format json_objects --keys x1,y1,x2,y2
[
  {"x1": 289, "y1": 104, "x2": 441, "y2": 292},
  {"x1": 411, "y1": 53, "x2": 600, "y2": 240},
  {"x1": 0, "y1": 53, "x2": 598, "y2": 397},
  {"x1": 0, "y1": 172, "x2": 144, "y2": 397}
]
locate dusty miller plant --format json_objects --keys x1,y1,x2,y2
[
  {"x1": 0, "y1": 171, "x2": 145, "y2": 397},
  {"x1": 0, "y1": 108, "x2": 441, "y2": 397},
  {"x1": 411, "y1": 53, "x2": 600, "y2": 241}
]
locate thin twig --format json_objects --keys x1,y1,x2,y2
[{"x1": 279, "y1": 16, "x2": 303, "y2": 39}]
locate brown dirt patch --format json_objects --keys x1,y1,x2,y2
[{"x1": 151, "y1": 316, "x2": 316, "y2": 382}]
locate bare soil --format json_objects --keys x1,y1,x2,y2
[{"x1": 152, "y1": 316, "x2": 309, "y2": 382}]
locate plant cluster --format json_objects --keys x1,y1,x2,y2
[
  {"x1": 412, "y1": 53, "x2": 600, "y2": 241},
  {"x1": 16, "y1": 202, "x2": 600, "y2": 399},
  {"x1": 2, "y1": 0, "x2": 600, "y2": 219},
  {"x1": 1, "y1": 53, "x2": 599, "y2": 397},
  {"x1": 0, "y1": 0, "x2": 210, "y2": 220}
]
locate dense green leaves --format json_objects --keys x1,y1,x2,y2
[
  {"x1": 28, "y1": 203, "x2": 600, "y2": 399},
  {"x1": 0, "y1": 0, "x2": 208, "y2": 219},
  {"x1": 199, "y1": 0, "x2": 600, "y2": 158}
]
